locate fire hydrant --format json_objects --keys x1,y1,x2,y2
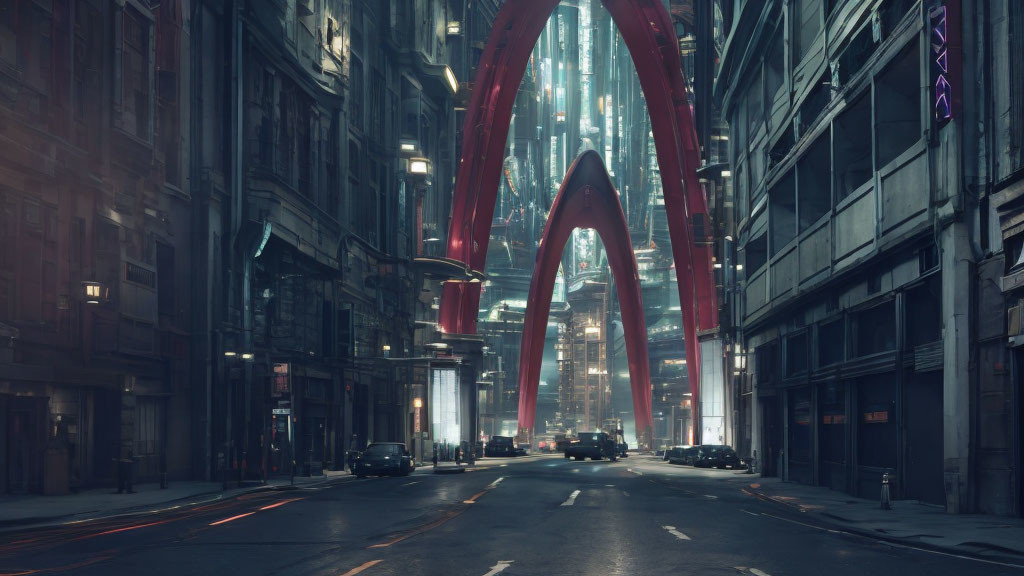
[{"x1": 881, "y1": 472, "x2": 892, "y2": 510}]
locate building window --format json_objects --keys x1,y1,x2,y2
[
  {"x1": 20, "y1": 1, "x2": 52, "y2": 95},
  {"x1": 793, "y1": 0, "x2": 821, "y2": 65},
  {"x1": 798, "y1": 73, "x2": 830, "y2": 136},
  {"x1": 1008, "y1": 1, "x2": 1024, "y2": 178},
  {"x1": 850, "y1": 300, "x2": 896, "y2": 358},
  {"x1": 746, "y1": 69, "x2": 764, "y2": 136},
  {"x1": 797, "y1": 132, "x2": 831, "y2": 232},
  {"x1": 348, "y1": 142, "x2": 361, "y2": 228},
  {"x1": 735, "y1": 162, "x2": 747, "y2": 221},
  {"x1": 326, "y1": 116, "x2": 339, "y2": 217},
  {"x1": 836, "y1": 24, "x2": 876, "y2": 90},
  {"x1": 875, "y1": 43, "x2": 922, "y2": 168},
  {"x1": 788, "y1": 387, "x2": 812, "y2": 464},
  {"x1": 857, "y1": 374, "x2": 897, "y2": 468},
  {"x1": 157, "y1": 242, "x2": 174, "y2": 316},
  {"x1": 370, "y1": 69, "x2": 384, "y2": 137},
  {"x1": 833, "y1": 95, "x2": 872, "y2": 201},
  {"x1": 904, "y1": 275, "x2": 941, "y2": 349},
  {"x1": 749, "y1": 146, "x2": 765, "y2": 194},
  {"x1": 121, "y1": 5, "x2": 152, "y2": 140},
  {"x1": 745, "y1": 231, "x2": 768, "y2": 275},
  {"x1": 278, "y1": 84, "x2": 295, "y2": 180},
  {"x1": 765, "y1": 28, "x2": 785, "y2": 107},
  {"x1": 757, "y1": 340, "x2": 780, "y2": 387},
  {"x1": 817, "y1": 318, "x2": 844, "y2": 367},
  {"x1": 819, "y1": 380, "x2": 846, "y2": 464},
  {"x1": 135, "y1": 396, "x2": 165, "y2": 456},
  {"x1": 785, "y1": 331, "x2": 808, "y2": 377},
  {"x1": 350, "y1": 56, "x2": 364, "y2": 131},
  {"x1": 769, "y1": 169, "x2": 796, "y2": 256},
  {"x1": 297, "y1": 99, "x2": 312, "y2": 197}
]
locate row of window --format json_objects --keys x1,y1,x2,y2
[
  {"x1": 757, "y1": 272, "x2": 940, "y2": 382},
  {"x1": 787, "y1": 374, "x2": 899, "y2": 471},
  {"x1": 742, "y1": 40, "x2": 923, "y2": 276}
]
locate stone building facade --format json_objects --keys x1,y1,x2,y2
[{"x1": 0, "y1": 0, "x2": 193, "y2": 491}]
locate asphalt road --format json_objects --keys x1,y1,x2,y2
[{"x1": 1, "y1": 454, "x2": 1021, "y2": 576}]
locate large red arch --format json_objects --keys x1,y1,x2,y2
[
  {"x1": 517, "y1": 151, "x2": 653, "y2": 447},
  {"x1": 439, "y1": 0, "x2": 717, "y2": 443}
]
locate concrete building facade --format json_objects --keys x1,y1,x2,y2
[{"x1": 717, "y1": 0, "x2": 1021, "y2": 515}]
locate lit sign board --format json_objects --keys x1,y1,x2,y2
[
  {"x1": 272, "y1": 363, "x2": 290, "y2": 397},
  {"x1": 931, "y1": 6, "x2": 950, "y2": 121}
]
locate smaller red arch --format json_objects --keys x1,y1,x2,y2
[{"x1": 517, "y1": 151, "x2": 653, "y2": 448}]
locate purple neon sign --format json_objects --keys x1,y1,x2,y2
[{"x1": 931, "y1": 5, "x2": 952, "y2": 123}]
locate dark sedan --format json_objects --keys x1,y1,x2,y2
[
  {"x1": 693, "y1": 445, "x2": 742, "y2": 469},
  {"x1": 667, "y1": 445, "x2": 695, "y2": 465},
  {"x1": 485, "y1": 436, "x2": 517, "y2": 457},
  {"x1": 354, "y1": 442, "x2": 415, "y2": 477}
]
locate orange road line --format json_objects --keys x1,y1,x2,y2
[
  {"x1": 259, "y1": 497, "x2": 305, "y2": 511},
  {"x1": 73, "y1": 519, "x2": 171, "y2": 540},
  {"x1": 0, "y1": 570, "x2": 40, "y2": 576},
  {"x1": 339, "y1": 559, "x2": 383, "y2": 576},
  {"x1": 208, "y1": 512, "x2": 256, "y2": 526},
  {"x1": 463, "y1": 490, "x2": 487, "y2": 504},
  {"x1": 367, "y1": 510, "x2": 461, "y2": 549}
]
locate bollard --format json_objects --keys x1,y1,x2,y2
[{"x1": 881, "y1": 472, "x2": 892, "y2": 510}]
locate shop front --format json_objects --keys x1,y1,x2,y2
[
  {"x1": 786, "y1": 386, "x2": 813, "y2": 485},
  {"x1": 817, "y1": 378, "x2": 848, "y2": 492}
]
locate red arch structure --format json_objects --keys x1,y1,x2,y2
[
  {"x1": 516, "y1": 151, "x2": 653, "y2": 446},
  {"x1": 439, "y1": 0, "x2": 718, "y2": 446}
]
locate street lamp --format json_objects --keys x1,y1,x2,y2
[
  {"x1": 408, "y1": 158, "x2": 430, "y2": 175},
  {"x1": 443, "y1": 66, "x2": 458, "y2": 95},
  {"x1": 82, "y1": 281, "x2": 103, "y2": 304}
]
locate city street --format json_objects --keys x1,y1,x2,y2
[{"x1": 1, "y1": 455, "x2": 1019, "y2": 576}]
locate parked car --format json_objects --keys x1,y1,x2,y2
[
  {"x1": 515, "y1": 444, "x2": 529, "y2": 457},
  {"x1": 667, "y1": 445, "x2": 694, "y2": 465},
  {"x1": 555, "y1": 437, "x2": 572, "y2": 453},
  {"x1": 693, "y1": 445, "x2": 742, "y2": 469},
  {"x1": 485, "y1": 436, "x2": 516, "y2": 457},
  {"x1": 354, "y1": 442, "x2": 414, "y2": 477},
  {"x1": 662, "y1": 445, "x2": 686, "y2": 462},
  {"x1": 565, "y1": 432, "x2": 615, "y2": 461}
]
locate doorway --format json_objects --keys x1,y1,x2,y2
[
  {"x1": 903, "y1": 370, "x2": 944, "y2": 504},
  {"x1": 761, "y1": 395, "x2": 782, "y2": 477},
  {"x1": 7, "y1": 396, "x2": 47, "y2": 493}
]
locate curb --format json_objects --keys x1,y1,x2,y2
[
  {"x1": 432, "y1": 466, "x2": 467, "y2": 475},
  {"x1": 743, "y1": 486, "x2": 1024, "y2": 567},
  {"x1": 0, "y1": 474, "x2": 355, "y2": 532}
]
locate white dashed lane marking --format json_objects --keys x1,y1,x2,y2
[
  {"x1": 561, "y1": 490, "x2": 582, "y2": 506},
  {"x1": 482, "y1": 560, "x2": 514, "y2": 576},
  {"x1": 662, "y1": 525, "x2": 691, "y2": 541}
]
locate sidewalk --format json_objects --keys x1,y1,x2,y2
[
  {"x1": 0, "y1": 470, "x2": 351, "y2": 531},
  {"x1": 744, "y1": 475, "x2": 1024, "y2": 562}
]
